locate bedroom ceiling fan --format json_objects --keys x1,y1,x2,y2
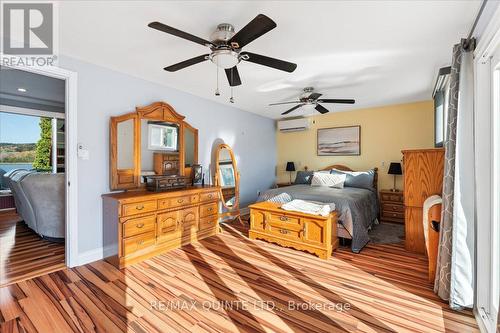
[
  {"x1": 148, "y1": 14, "x2": 297, "y2": 88},
  {"x1": 270, "y1": 87, "x2": 355, "y2": 115}
]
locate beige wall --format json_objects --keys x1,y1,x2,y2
[{"x1": 276, "y1": 100, "x2": 435, "y2": 190}]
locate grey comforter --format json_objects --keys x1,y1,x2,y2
[{"x1": 257, "y1": 185, "x2": 379, "y2": 252}]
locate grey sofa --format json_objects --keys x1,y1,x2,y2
[
  {"x1": 8, "y1": 170, "x2": 37, "y2": 231},
  {"x1": 5, "y1": 171, "x2": 65, "y2": 240}
]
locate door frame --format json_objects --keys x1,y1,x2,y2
[
  {"x1": 1, "y1": 59, "x2": 79, "y2": 268},
  {"x1": 474, "y1": 5, "x2": 500, "y2": 332}
]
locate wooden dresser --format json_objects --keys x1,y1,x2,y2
[
  {"x1": 102, "y1": 186, "x2": 219, "y2": 268},
  {"x1": 402, "y1": 148, "x2": 444, "y2": 254},
  {"x1": 248, "y1": 202, "x2": 338, "y2": 260},
  {"x1": 379, "y1": 190, "x2": 404, "y2": 223}
]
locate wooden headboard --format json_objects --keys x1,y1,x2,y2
[{"x1": 318, "y1": 164, "x2": 379, "y2": 190}]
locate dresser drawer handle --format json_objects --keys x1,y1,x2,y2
[
  {"x1": 136, "y1": 205, "x2": 144, "y2": 210},
  {"x1": 177, "y1": 199, "x2": 184, "y2": 204},
  {"x1": 392, "y1": 206, "x2": 397, "y2": 210},
  {"x1": 279, "y1": 216, "x2": 288, "y2": 221},
  {"x1": 208, "y1": 194, "x2": 213, "y2": 198},
  {"x1": 136, "y1": 223, "x2": 145, "y2": 228},
  {"x1": 207, "y1": 207, "x2": 213, "y2": 212},
  {"x1": 280, "y1": 229, "x2": 289, "y2": 234},
  {"x1": 137, "y1": 240, "x2": 144, "y2": 245}
]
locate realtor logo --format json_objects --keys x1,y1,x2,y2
[{"x1": 2, "y1": 3, "x2": 53, "y2": 55}]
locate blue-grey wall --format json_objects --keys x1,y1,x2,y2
[{"x1": 59, "y1": 56, "x2": 276, "y2": 258}]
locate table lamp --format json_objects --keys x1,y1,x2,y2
[
  {"x1": 286, "y1": 162, "x2": 296, "y2": 184},
  {"x1": 388, "y1": 162, "x2": 402, "y2": 192}
]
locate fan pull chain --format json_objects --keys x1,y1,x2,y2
[
  {"x1": 229, "y1": 68, "x2": 235, "y2": 103},
  {"x1": 215, "y1": 58, "x2": 220, "y2": 96}
]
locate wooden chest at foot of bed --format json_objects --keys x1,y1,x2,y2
[{"x1": 248, "y1": 202, "x2": 338, "y2": 260}]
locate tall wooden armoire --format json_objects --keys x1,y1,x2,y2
[{"x1": 402, "y1": 148, "x2": 445, "y2": 254}]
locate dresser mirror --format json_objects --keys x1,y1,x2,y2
[
  {"x1": 214, "y1": 143, "x2": 241, "y2": 222},
  {"x1": 110, "y1": 101, "x2": 198, "y2": 190}
]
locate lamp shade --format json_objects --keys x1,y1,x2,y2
[
  {"x1": 286, "y1": 162, "x2": 296, "y2": 172},
  {"x1": 388, "y1": 162, "x2": 402, "y2": 175}
]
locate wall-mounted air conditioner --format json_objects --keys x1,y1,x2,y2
[{"x1": 277, "y1": 118, "x2": 310, "y2": 132}]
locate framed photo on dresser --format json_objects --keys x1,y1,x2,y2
[{"x1": 317, "y1": 125, "x2": 361, "y2": 156}]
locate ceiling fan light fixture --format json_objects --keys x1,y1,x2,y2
[
  {"x1": 302, "y1": 103, "x2": 315, "y2": 110},
  {"x1": 210, "y1": 50, "x2": 239, "y2": 69}
]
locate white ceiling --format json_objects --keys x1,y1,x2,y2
[
  {"x1": 59, "y1": 1, "x2": 481, "y2": 119},
  {"x1": 0, "y1": 66, "x2": 65, "y2": 112}
]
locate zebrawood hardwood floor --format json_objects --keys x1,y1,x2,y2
[
  {"x1": 0, "y1": 223, "x2": 478, "y2": 333},
  {"x1": 0, "y1": 212, "x2": 65, "y2": 287}
]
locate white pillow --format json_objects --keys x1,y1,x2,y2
[{"x1": 311, "y1": 172, "x2": 346, "y2": 188}]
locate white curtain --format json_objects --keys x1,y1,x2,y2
[{"x1": 450, "y1": 45, "x2": 475, "y2": 309}]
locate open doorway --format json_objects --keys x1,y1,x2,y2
[{"x1": 0, "y1": 66, "x2": 69, "y2": 286}]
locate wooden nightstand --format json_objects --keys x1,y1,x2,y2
[{"x1": 379, "y1": 190, "x2": 404, "y2": 223}]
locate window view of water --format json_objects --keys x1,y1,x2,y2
[
  {"x1": 0, "y1": 113, "x2": 41, "y2": 189},
  {"x1": 0, "y1": 163, "x2": 33, "y2": 172}
]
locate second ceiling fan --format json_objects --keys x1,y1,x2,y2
[
  {"x1": 148, "y1": 14, "x2": 297, "y2": 87},
  {"x1": 270, "y1": 87, "x2": 355, "y2": 115}
]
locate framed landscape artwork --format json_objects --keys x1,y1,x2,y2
[{"x1": 317, "y1": 126, "x2": 361, "y2": 156}]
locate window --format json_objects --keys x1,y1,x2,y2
[
  {"x1": 148, "y1": 123, "x2": 178, "y2": 151},
  {"x1": 0, "y1": 113, "x2": 39, "y2": 189}
]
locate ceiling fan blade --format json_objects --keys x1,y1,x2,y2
[
  {"x1": 281, "y1": 104, "x2": 303, "y2": 115},
  {"x1": 308, "y1": 92, "x2": 323, "y2": 100},
  {"x1": 315, "y1": 104, "x2": 330, "y2": 114},
  {"x1": 241, "y1": 52, "x2": 297, "y2": 72},
  {"x1": 317, "y1": 98, "x2": 355, "y2": 104},
  {"x1": 148, "y1": 22, "x2": 214, "y2": 47},
  {"x1": 269, "y1": 101, "x2": 301, "y2": 106},
  {"x1": 164, "y1": 54, "x2": 209, "y2": 72},
  {"x1": 224, "y1": 66, "x2": 242, "y2": 86},
  {"x1": 228, "y1": 14, "x2": 276, "y2": 49}
]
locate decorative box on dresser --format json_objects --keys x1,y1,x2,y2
[
  {"x1": 102, "y1": 186, "x2": 219, "y2": 269},
  {"x1": 379, "y1": 190, "x2": 404, "y2": 223},
  {"x1": 402, "y1": 148, "x2": 445, "y2": 254}
]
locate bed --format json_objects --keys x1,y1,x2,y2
[{"x1": 257, "y1": 164, "x2": 379, "y2": 253}]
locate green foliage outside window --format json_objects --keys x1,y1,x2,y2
[{"x1": 32, "y1": 118, "x2": 52, "y2": 171}]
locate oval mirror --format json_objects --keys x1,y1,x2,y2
[{"x1": 215, "y1": 144, "x2": 239, "y2": 212}]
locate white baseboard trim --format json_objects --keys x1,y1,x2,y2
[{"x1": 77, "y1": 244, "x2": 117, "y2": 266}]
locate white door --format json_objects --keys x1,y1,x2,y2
[
  {"x1": 490, "y1": 49, "x2": 500, "y2": 332},
  {"x1": 475, "y1": 43, "x2": 500, "y2": 332}
]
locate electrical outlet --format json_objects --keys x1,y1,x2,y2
[{"x1": 381, "y1": 161, "x2": 385, "y2": 167}]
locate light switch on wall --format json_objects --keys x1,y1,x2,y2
[{"x1": 77, "y1": 143, "x2": 90, "y2": 160}]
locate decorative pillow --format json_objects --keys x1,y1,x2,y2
[
  {"x1": 266, "y1": 192, "x2": 293, "y2": 204},
  {"x1": 311, "y1": 172, "x2": 346, "y2": 189},
  {"x1": 330, "y1": 168, "x2": 375, "y2": 191},
  {"x1": 294, "y1": 171, "x2": 314, "y2": 185}
]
